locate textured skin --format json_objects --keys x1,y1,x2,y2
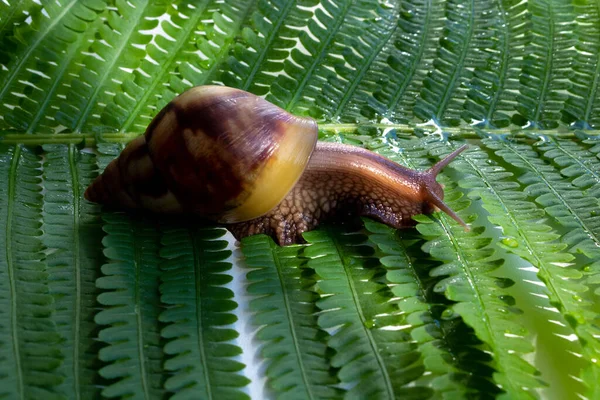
[{"x1": 229, "y1": 142, "x2": 441, "y2": 245}]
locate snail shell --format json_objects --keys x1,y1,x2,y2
[
  {"x1": 86, "y1": 86, "x2": 317, "y2": 224},
  {"x1": 85, "y1": 86, "x2": 468, "y2": 245}
]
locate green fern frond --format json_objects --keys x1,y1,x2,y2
[
  {"x1": 364, "y1": 219, "x2": 499, "y2": 398},
  {"x1": 94, "y1": 213, "x2": 165, "y2": 399},
  {"x1": 241, "y1": 234, "x2": 340, "y2": 399},
  {"x1": 0, "y1": 0, "x2": 105, "y2": 133},
  {"x1": 564, "y1": 1, "x2": 600, "y2": 128},
  {"x1": 304, "y1": 228, "x2": 434, "y2": 399},
  {"x1": 102, "y1": 1, "x2": 256, "y2": 133},
  {"x1": 414, "y1": 197, "x2": 543, "y2": 399},
  {"x1": 220, "y1": 0, "x2": 304, "y2": 94},
  {"x1": 486, "y1": 139, "x2": 600, "y2": 260},
  {"x1": 434, "y1": 139, "x2": 597, "y2": 392},
  {"x1": 0, "y1": 145, "x2": 63, "y2": 399},
  {"x1": 462, "y1": 0, "x2": 528, "y2": 128},
  {"x1": 308, "y1": 1, "x2": 401, "y2": 122},
  {"x1": 51, "y1": 0, "x2": 163, "y2": 133},
  {"x1": 483, "y1": 138, "x2": 600, "y2": 381},
  {"x1": 537, "y1": 137, "x2": 600, "y2": 190},
  {"x1": 414, "y1": 0, "x2": 480, "y2": 126},
  {"x1": 267, "y1": 0, "x2": 385, "y2": 116},
  {"x1": 512, "y1": 0, "x2": 576, "y2": 129},
  {"x1": 345, "y1": 0, "x2": 445, "y2": 123},
  {"x1": 159, "y1": 226, "x2": 249, "y2": 399},
  {"x1": 371, "y1": 138, "x2": 544, "y2": 398},
  {"x1": 42, "y1": 144, "x2": 104, "y2": 398}
]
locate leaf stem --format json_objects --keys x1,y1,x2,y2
[
  {"x1": 68, "y1": 145, "x2": 82, "y2": 400},
  {"x1": 6, "y1": 145, "x2": 24, "y2": 398}
]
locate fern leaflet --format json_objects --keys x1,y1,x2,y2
[
  {"x1": 159, "y1": 226, "x2": 249, "y2": 399},
  {"x1": 42, "y1": 144, "x2": 104, "y2": 398},
  {"x1": 241, "y1": 234, "x2": 340, "y2": 399},
  {"x1": 364, "y1": 219, "x2": 500, "y2": 398},
  {"x1": 95, "y1": 213, "x2": 165, "y2": 399},
  {"x1": 0, "y1": 145, "x2": 63, "y2": 399},
  {"x1": 305, "y1": 227, "x2": 434, "y2": 399}
]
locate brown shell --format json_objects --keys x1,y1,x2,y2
[{"x1": 85, "y1": 86, "x2": 318, "y2": 223}]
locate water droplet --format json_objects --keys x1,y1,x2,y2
[
  {"x1": 441, "y1": 309, "x2": 455, "y2": 320},
  {"x1": 500, "y1": 237, "x2": 519, "y2": 248},
  {"x1": 572, "y1": 295, "x2": 582, "y2": 302},
  {"x1": 364, "y1": 319, "x2": 376, "y2": 329}
]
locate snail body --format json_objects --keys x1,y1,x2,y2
[{"x1": 85, "y1": 86, "x2": 467, "y2": 245}]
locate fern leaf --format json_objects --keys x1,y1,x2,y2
[
  {"x1": 0, "y1": 145, "x2": 63, "y2": 399},
  {"x1": 240, "y1": 234, "x2": 340, "y2": 399},
  {"x1": 485, "y1": 139, "x2": 600, "y2": 260},
  {"x1": 364, "y1": 219, "x2": 500, "y2": 398},
  {"x1": 537, "y1": 137, "x2": 600, "y2": 190},
  {"x1": 431, "y1": 139, "x2": 595, "y2": 396},
  {"x1": 94, "y1": 213, "x2": 165, "y2": 399},
  {"x1": 306, "y1": 1, "x2": 401, "y2": 122},
  {"x1": 0, "y1": 0, "x2": 105, "y2": 133},
  {"x1": 220, "y1": 0, "x2": 304, "y2": 94},
  {"x1": 267, "y1": 0, "x2": 378, "y2": 115},
  {"x1": 413, "y1": 0, "x2": 483, "y2": 126},
  {"x1": 103, "y1": 1, "x2": 256, "y2": 133},
  {"x1": 372, "y1": 138, "x2": 543, "y2": 398},
  {"x1": 564, "y1": 1, "x2": 600, "y2": 128},
  {"x1": 304, "y1": 227, "x2": 434, "y2": 399},
  {"x1": 512, "y1": 0, "x2": 576, "y2": 129},
  {"x1": 483, "y1": 138, "x2": 600, "y2": 382},
  {"x1": 49, "y1": 0, "x2": 164, "y2": 133},
  {"x1": 462, "y1": 0, "x2": 529, "y2": 128},
  {"x1": 42, "y1": 144, "x2": 104, "y2": 398},
  {"x1": 159, "y1": 226, "x2": 249, "y2": 399}
]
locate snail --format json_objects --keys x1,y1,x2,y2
[{"x1": 85, "y1": 85, "x2": 468, "y2": 245}]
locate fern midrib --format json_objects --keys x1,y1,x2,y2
[
  {"x1": 387, "y1": 0, "x2": 433, "y2": 113},
  {"x1": 532, "y1": 1, "x2": 554, "y2": 124},
  {"x1": 241, "y1": 0, "x2": 295, "y2": 91},
  {"x1": 505, "y1": 143, "x2": 600, "y2": 246},
  {"x1": 433, "y1": 0, "x2": 474, "y2": 121},
  {"x1": 330, "y1": 234, "x2": 394, "y2": 398},
  {"x1": 6, "y1": 145, "x2": 23, "y2": 398},
  {"x1": 272, "y1": 250, "x2": 315, "y2": 400},
  {"x1": 286, "y1": 0, "x2": 354, "y2": 110},
  {"x1": 484, "y1": 0, "x2": 510, "y2": 125},
  {"x1": 550, "y1": 138, "x2": 600, "y2": 185},
  {"x1": 192, "y1": 231, "x2": 213, "y2": 400},
  {"x1": 331, "y1": 1, "x2": 400, "y2": 119},
  {"x1": 120, "y1": 0, "x2": 209, "y2": 132},
  {"x1": 68, "y1": 145, "x2": 82, "y2": 400},
  {"x1": 0, "y1": 0, "x2": 77, "y2": 102},
  {"x1": 74, "y1": 0, "x2": 149, "y2": 133},
  {"x1": 133, "y1": 222, "x2": 151, "y2": 399},
  {"x1": 582, "y1": 1, "x2": 600, "y2": 123}
]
